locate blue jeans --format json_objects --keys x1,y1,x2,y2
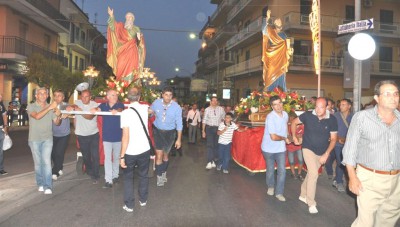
[
  {"x1": 0, "y1": 130, "x2": 4, "y2": 171},
  {"x1": 287, "y1": 149, "x2": 303, "y2": 166},
  {"x1": 123, "y1": 151, "x2": 150, "y2": 209},
  {"x1": 334, "y1": 145, "x2": 345, "y2": 184},
  {"x1": 263, "y1": 152, "x2": 286, "y2": 195},
  {"x1": 29, "y1": 139, "x2": 53, "y2": 189},
  {"x1": 325, "y1": 150, "x2": 335, "y2": 176},
  {"x1": 77, "y1": 133, "x2": 100, "y2": 180},
  {"x1": 218, "y1": 143, "x2": 232, "y2": 171},
  {"x1": 103, "y1": 141, "x2": 121, "y2": 183},
  {"x1": 206, "y1": 126, "x2": 219, "y2": 162}
]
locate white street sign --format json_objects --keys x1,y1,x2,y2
[{"x1": 338, "y1": 18, "x2": 374, "y2": 35}]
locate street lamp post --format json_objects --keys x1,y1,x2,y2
[
  {"x1": 202, "y1": 40, "x2": 219, "y2": 97},
  {"x1": 83, "y1": 66, "x2": 99, "y2": 89}
]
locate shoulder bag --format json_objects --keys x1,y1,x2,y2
[{"x1": 130, "y1": 107, "x2": 155, "y2": 156}]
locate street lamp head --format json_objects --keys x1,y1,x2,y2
[
  {"x1": 189, "y1": 33, "x2": 197, "y2": 39},
  {"x1": 175, "y1": 67, "x2": 180, "y2": 72},
  {"x1": 348, "y1": 33, "x2": 376, "y2": 60}
]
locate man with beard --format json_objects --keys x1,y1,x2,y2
[{"x1": 107, "y1": 7, "x2": 146, "y2": 83}]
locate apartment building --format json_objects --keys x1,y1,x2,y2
[
  {"x1": 0, "y1": 0, "x2": 68, "y2": 104},
  {"x1": 197, "y1": 0, "x2": 400, "y2": 104},
  {"x1": 0, "y1": 0, "x2": 106, "y2": 105}
]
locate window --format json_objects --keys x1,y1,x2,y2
[
  {"x1": 19, "y1": 22, "x2": 28, "y2": 40},
  {"x1": 74, "y1": 56, "x2": 78, "y2": 70},
  {"x1": 300, "y1": 0, "x2": 312, "y2": 24},
  {"x1": 380, "y1": 10, "x2": 394, "y2": 33},
  {"x1": 300, "y1": 0, "x2": 312, "y2": 16},
  {"x1": 379, "y1": 47, "x2": 392, "y2": 72},
  {"x1": 79, "y1": 58, "x2": 84, "y2": 71},
  {"x1": 345, "y1": 5, "x2": 355, "y2": 23},
  {"x1": 44, "y1": 34, "x2": 51, "y2": 50}
]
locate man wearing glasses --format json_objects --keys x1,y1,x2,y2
[
  {"x1": 202, "y1": 97, "x2": 225, "y2": 169},
  {"x1": 151, "y1": 87, "x2": 182, "y2": 187},
  {"x1": 343, "y1": 80, "x2": 400, "y2": 226}
]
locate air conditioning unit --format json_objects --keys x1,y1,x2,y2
[{"x1": 363, "y1": 0, "x2": 372, "y2": 8}]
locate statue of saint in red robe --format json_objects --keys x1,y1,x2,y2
[{"x1": 107, "y1": 7, "x2": 146, "y2": 83}]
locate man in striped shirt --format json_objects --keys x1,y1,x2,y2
[
  {"x1": 202, "y1": 97, "x2": 225, "y2": 169},
  {"x1": 343, "y1": 80, "x2": 400, "y2": 227}
]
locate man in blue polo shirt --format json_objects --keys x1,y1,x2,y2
[
  {"x1": 151, "y1": 87, "x2": 182, "y2": 187},
  {"x1": 92, "y1": 89, "x2": 124, "y2": 188},
  {"x1": 261, "y1": 95, "x2": 290, "y2": 202},
  {"x1": 291, "y1": 97, "x2": 337, "y2": 214}
]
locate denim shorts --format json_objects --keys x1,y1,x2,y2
[{"x1": 153, "y1": 126, "x2": 176, "y2": 153}]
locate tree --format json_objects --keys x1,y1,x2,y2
[{"x1": 26, "y1": 53, "x2": 84, "y2": 101}]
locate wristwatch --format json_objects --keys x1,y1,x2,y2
[{"x1": 120, "y1": 156, "x2": 125, "y2": 159}]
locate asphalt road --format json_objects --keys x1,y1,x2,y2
[{"x1": 0, "y1": 127, "x2": 398, "y2": 226}]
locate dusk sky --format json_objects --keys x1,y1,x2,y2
[{"x1": 76, "y1": 0, "x2": 216, "y2": 82}]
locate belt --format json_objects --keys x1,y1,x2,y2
[{"x1": 359, "y1": 164, "x2": 400, "y2": 175}]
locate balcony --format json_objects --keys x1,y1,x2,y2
[
  {"x1": 282, "y1": 12, "x2": 400, "y2": 39},
  {"x1": 0, "y1": 0, "x2": 69, "y2": 33},
  {"x1": 210, "y1": 0, "x2": 234, "y2": 25},
  {"x1": 227, "y1": 0, "x2": 264, "y2": 24},
  {"x1": 225, "y1": 55, "x2": 262, "y2": 78},
  {"x1": 68, "y1": 39, "x2": 91, "y2": 55},
  {"x1": 282, "y1": 12, "x2": 342, "y2": 35},
  {"x1": 204, "y1": 50, "x2": 234, "y2": 70},
  {"x1": 212, "y1": 24, "x2": 236, "y2": 44},
  {"x1": 0, "y1": 36, "x2": 68, "y2": 67},
  {"x1": 226, "y1": 17, "x2": 262, "y2": 50},
  {"x1": 371, "y1": 60, "x2": 400, "y2": 77}
]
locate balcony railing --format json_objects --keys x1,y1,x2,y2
[
  {"x1": 25, "y1": 0, "x2": 69, "y2": 30},
  {"x1": 282, "y1": 11, "x2": 400, "y2": 36},
  {"x1": 210, "y1": 0, "x2": 232, "y2": 22},
  {"x1": 226, "y1": 55, "x2": 262, "y2": 77},
  {"x1": 226, "y1": 17, "x2": 262, "y2": 49},
  {"x1": 227, "y1": 0, "x2": 251, "y2": 22},
  {"x1": 0, "y1": 36, "x2": 68, "y2": 67}
]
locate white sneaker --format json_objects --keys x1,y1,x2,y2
[
  {"x1": 123, "y1": 205, "x2": 133, "y2": 213},
  {"x1": 275, "y1": 194, "x2": 286, "y2": 202},
  {"x1": 267, "y1": 187, "x2": 274, "y2": 196},
  {"x1": 38, "y1": 186, "x2": 44, "y2": 192},
  {"x1": 157, "y1": 176, "x2": 164, "y2": 187},
  {"x1": 211, "y1": 161, "x2": 216, "y2": 168},
  {"x1": 161, "y1": 172, "x2": 167, "y2": 183},
  {"x1": 58, "y1": 170, "x2": 63, "y2": 176},
  {"x1": 206, "y1": 162, "x2": 212, "y2": 170},
  {"x1": 139, "y1": 201, "x2": 147, "y2": 207},
  {"x1": 223, "y1": 170, "x2": 229, "y2": 174},
  {"x1": 52, "y1": 174, "x2": 58, "y2": 180},
  {"x1": 299, "y1": 196, "x2": 307, "y2": 205},
  {"x1": 309, "y1": 205, "x2": 318, "y2": 214},
  {"x1": 44, "y1": 189, "x2": 52, "y2": 195}
]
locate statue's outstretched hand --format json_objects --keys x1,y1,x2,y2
[
  {"x1": 108, "y1": 7, "x2": 114, "y2": 17},
  {"x1": 266, "y1": 10, "x2": 271, "y2": 20}
]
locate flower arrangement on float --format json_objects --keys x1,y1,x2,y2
[
  {"x1": 235, "y1": 87, "x2": 307, "y2": 115},
  {"x1": 98, "y1": 77, "x2": 160, "y2": 103}
]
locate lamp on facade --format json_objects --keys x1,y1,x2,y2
[{"x1": 82, "y1": 65, "x2": 99, "y2": 89}]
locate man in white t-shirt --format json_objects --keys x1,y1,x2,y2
[
  {"x1": 68, "y1": 90, "x2": 100, "y2": 184},
  {"x1": 186, "y1": 103, "x2": 201, "y2": 144},
  {"x1": 120, "y1": 87, "x2": 151, "y2": 213}
]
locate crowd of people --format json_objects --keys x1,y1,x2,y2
[{"x1": 0, "y1": 79, "x2": 398, "y2": 226}]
